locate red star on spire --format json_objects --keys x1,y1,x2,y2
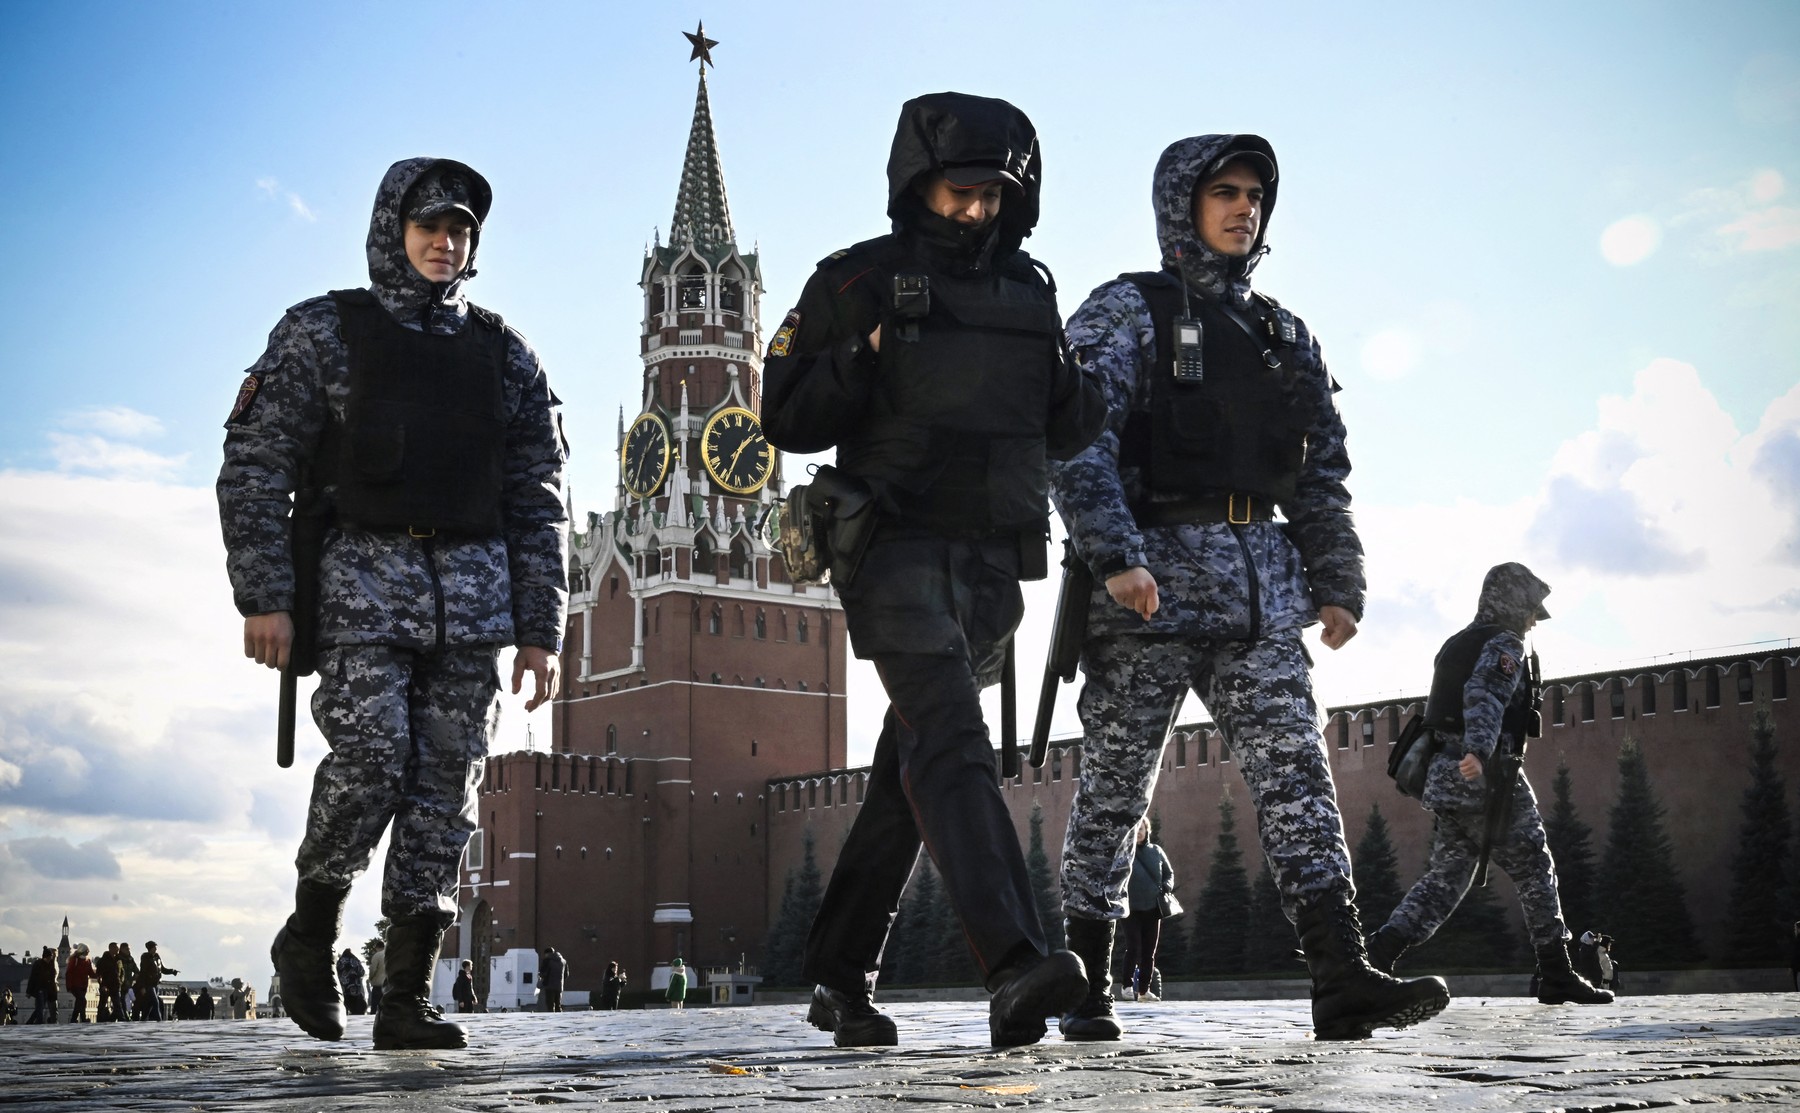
[{"x1": 683, "y1": 21, "x2": 719, "y2": 69}]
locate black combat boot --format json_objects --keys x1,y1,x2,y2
[
  {"x1": 372, "y1": 916, "x2": 467, "y2": 1051},
  {"x1": 806, "y1": 984, "x2": 898, "y2": 1047},
  {"x1": 1365, "y1": 924, "x2": 1411, "y2": 976},
  {"x1": 1058, "y1": 918, "x2": 1123, "y2": 1041},
  {"x1": 270, "y1": 879, "x2": 349, "y2": 1042},
  {"x1": 987, "y1": 947, "x2": 1087, "y2": 1049},
  {"x1": 1297, "y1": 897, "x2": 1450, "y2": 1041},
  {"x1": 1534, "y1": 940, "x2": 1614, "y2": 1005}
]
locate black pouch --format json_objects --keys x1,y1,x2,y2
[
  {"x1": 812, "y1": 465, "x2": 878, "y2": 586},
  {"x1": 777, "y1": 466, "x2": 877, "y2": 587},
  {"x1": 1386, "y1": 712, "x2": 1440, "y2": 800}
]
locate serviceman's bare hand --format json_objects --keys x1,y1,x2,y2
[
  {"x1": 867, "y1": 325, "x2": 882, "y2": 353},
  {"x1": 1460, "y1": 754, "x2": 1483, "y2": 781},
  {"x1": 1319, "y1": 605, "x2": 1358, "y2": 650},
  {"x1": 1106, "y1": 567, "x2": 1160, "y2": 620},
  {"x1": 244, "y1": 612, "x2": 293, "y2": 670},
  {"x1": 512, "y1": 646, "x2": 561, "y2": 712}
]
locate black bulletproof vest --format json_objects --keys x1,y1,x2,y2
[
  {"x1": 326, "y1": 289, "x2": 508, "y2": 535},
  {"x1": 837, "y1": 242, "x2": 1061, "y2": 533},
  {"x1": 1120, "y1": 271, "x2": 1309, "y2": 503},
  {"x1": 1423, "y1": 622, "x2": 1534, "y2": 738}
]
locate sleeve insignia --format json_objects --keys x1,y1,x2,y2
[
  {"x1": 226, "y1": 373, "x2": 261, "y2": 425},
  {"x1": 1499, "y1": 653, "x2": 1518, "y2": 676},
  {"x1": 767, "y1": 309, "x2": 801, "y2": 358}
]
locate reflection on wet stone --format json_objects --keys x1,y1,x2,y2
[{"x1": 3, "y1": 993, "x2": 1798, "y2": 1111}]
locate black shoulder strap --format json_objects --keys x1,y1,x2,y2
[
  {"x1": 467, "y1": 302, "x2": 505, "y2": 333},
  {"x1": 1118, "y1": 270, "x2": 1184, "y2": 393},
  {"x1": 327, "y1": 287, "x2": 377, "y2": 308}
]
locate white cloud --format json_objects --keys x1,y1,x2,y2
[
  {"x1": 1719, "y1": 205, "x2": 1800, "y2": 253},
  {"x1": 1332, "y1": 360, "x2": 1800, "y2": 707},
  {"x1": 1749, "y1": 169, "x2": 1785, "y2": 204},
  {"x1": 44, "y1": 433, "x2": 186, "y2": 480},
  {"x1": 66, "y1": 406, "x2": 165, "y2": 440},
  {"x1": 1600, "y1": 215, "x2": 1660, "y2": 266},
  {"x1": 255, "y1": 176, "x2": 319, "y2": 223}
]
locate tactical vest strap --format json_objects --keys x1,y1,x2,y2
[{"x1": 1423, "y1": 623, "x2": 1507, "y2": 733}]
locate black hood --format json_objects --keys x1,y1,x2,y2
[
  {"x1": 1151, "y1": 134, "x2": 1278, "y2": 306},
  {"x1": 365, "y1": 157, "x2": 493, "y2": 322},
  {"x1": 885, "y1": 92, "x2": 1041, "y2": 259}
]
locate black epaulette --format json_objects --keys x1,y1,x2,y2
[
  {"x1": 816, "y1": 235, "x2": 895, "y2": 272},
  {"x1": 468, "y1": 303, "x2": 506, "y2": 332}
]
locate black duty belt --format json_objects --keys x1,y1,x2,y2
[{"x1": 1130, "y1": 493, "x2": 1277, "y2": 528}]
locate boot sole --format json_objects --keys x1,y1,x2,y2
[
  {"x1": 1315, "y1": 983, "x2": 1450, "y2": 1041},
  {"x1": 372, "y1": 1034, "x2": 469, "y2": 1051},
  {"x1": 1058, "y1": 1014, "x2": 1124, "y2": 1041}
]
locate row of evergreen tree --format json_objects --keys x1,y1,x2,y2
[{"x1": 763, "y1": 710, "x2": 1791, "y2": 986}]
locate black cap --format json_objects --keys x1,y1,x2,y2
[
  {"x1": 942, "y1": 162, "x2": 1021, "y2": 190},
  {"x1": 405, "y1": 166, "x2": 484, "y2": 229},
  {"x1": 1205, "y1": 149, "x2": 1276, "y2": 186}
]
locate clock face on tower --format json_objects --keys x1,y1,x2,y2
[
  {"x1": 621, "y1": 411, "x2": 672, "y2": 498},
  {"x1": 701, "y1": 406, "x2": 774, "y2": 495}
]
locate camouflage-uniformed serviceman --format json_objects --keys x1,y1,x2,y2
[
  {"x1": 218, "y1": 158, "x2": 568, "y2": 1050},
  {"x1": 1050, "y1": 134, "x2": 1450, "y2": 1041},
  {"x1": 1368, "y1": 563, "x2": 1612, "y2": 1005}
]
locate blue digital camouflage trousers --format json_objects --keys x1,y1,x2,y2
[
  {"x1": 1061, "y1": 631, "x2": 1355, "y2": 922},
  {"x1": 1384, "y1": 773, "x2": 1568, "y2": 948},
  {"x1": 296, "y1": 644, "x2": 500, "y2": 923}
]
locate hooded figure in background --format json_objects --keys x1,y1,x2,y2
[
  {"x1": 762, "y1": 92, "x2": 1105, "y2": 1051},
  {"x1": 1369, "y1": 563, "x2": 1612, "y2": 1006},
  {"x1": 219, "y1": 156, "x2": 569, "y2": 1052},
  {"x1": 1050, "y1": 134, "x2": 1450, "y2": 1042}
]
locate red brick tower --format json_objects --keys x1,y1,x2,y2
[{"x1": 462, "y1": 27, "x2": 846, "y2": 1004}]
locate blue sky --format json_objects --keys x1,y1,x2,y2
[{"x1": 1, "y1": 1, "x2": 1797, "y2": 988}]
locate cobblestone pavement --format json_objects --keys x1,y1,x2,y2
[{"x1": 3, "y1": 994, "x2": 1798, "y2": 1111}]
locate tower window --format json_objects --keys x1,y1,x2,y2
[
  {"x1": 709, "y1": 605, "x2": 722, "y2": 635},
  {"x1": 1551, "y1": 687, "x2": 1565, "y2": 725},
  {"x1": 755, "y1": 610, "x2": 767, "y2": 640},
  {"x1": 1737, "y1": 663, "x2": 1755, "y2": 703},
  {"x1": 1610, "y1": 678, "x2": 1625, "y2": 719},
  {"x1": 1580, "y1": 683, "x2": 1595, "y2": 722},
  {"x1": 1673, "y1": 671, "x2": 1689, "y2": 711},
  {"x1": 1705, "y1": 667, "x2": 1720, "y2": 708},
  {"x1": 797, "y1": 615, "x2": 809, "y2": 644},
  {"x1": 678, "y1": 273, "x2": 707, "y2": 309},
  {"x1": 1641, "y1": 679, "x2": 1656, "y2": 715}
]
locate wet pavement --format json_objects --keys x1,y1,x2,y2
[{"x1": 3, "y1": 992, "x2": 1798, "y2": 1111}]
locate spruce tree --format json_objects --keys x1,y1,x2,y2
[
  {"x1": 1543, "y1": 764, "x2": 1600, "y2": 939},
  {"x1": 763, "y1": 830, "x2": 824, "y2": 987},
  {"x1": 1726, "y1": 709, "x2": 1790, "y2": 964},
  {"x1": 1598, "y1": 735, "x2": 1705, "y2": 966},
  {"x1": 1242, "y1": 865, "x2": 1296, "y2": 974},
  {"x1": 887, "y1": 855, "x2": 936, "y2": 985},
  {"x1": 763, "y1": 870, "x2": 801, "y2": 986},
  {"x1": 1352, "y1": 803, "x2": 1405, "y2": 931},
  {"x1": 921, "y1": 858, "x2": 978, "y2": 984},
  {"x1": 1026, "y1": 802, "x2": 1065, "y2": 951},
  {"x1": 1191, "y1": 794, "x2": 1250, "y2": 974}
]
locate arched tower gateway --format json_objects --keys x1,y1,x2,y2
[{"x1": 464, "y1": 27, "x2": 847, "y2": 1004}]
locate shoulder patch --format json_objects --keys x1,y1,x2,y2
[
  {"x1": 225, "y1": 373, "x2": 261, "y2": 426},
  {"x1": 767, "y1": 309, "x2": 801, "y2": 358},
  {"x1": 1498, "y1": 652, "x2": 1518, "y2": 676}
]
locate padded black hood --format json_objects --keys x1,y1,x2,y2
[{"x1": 885, "y1": 92, "x2": 1041, "y2": 258}]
